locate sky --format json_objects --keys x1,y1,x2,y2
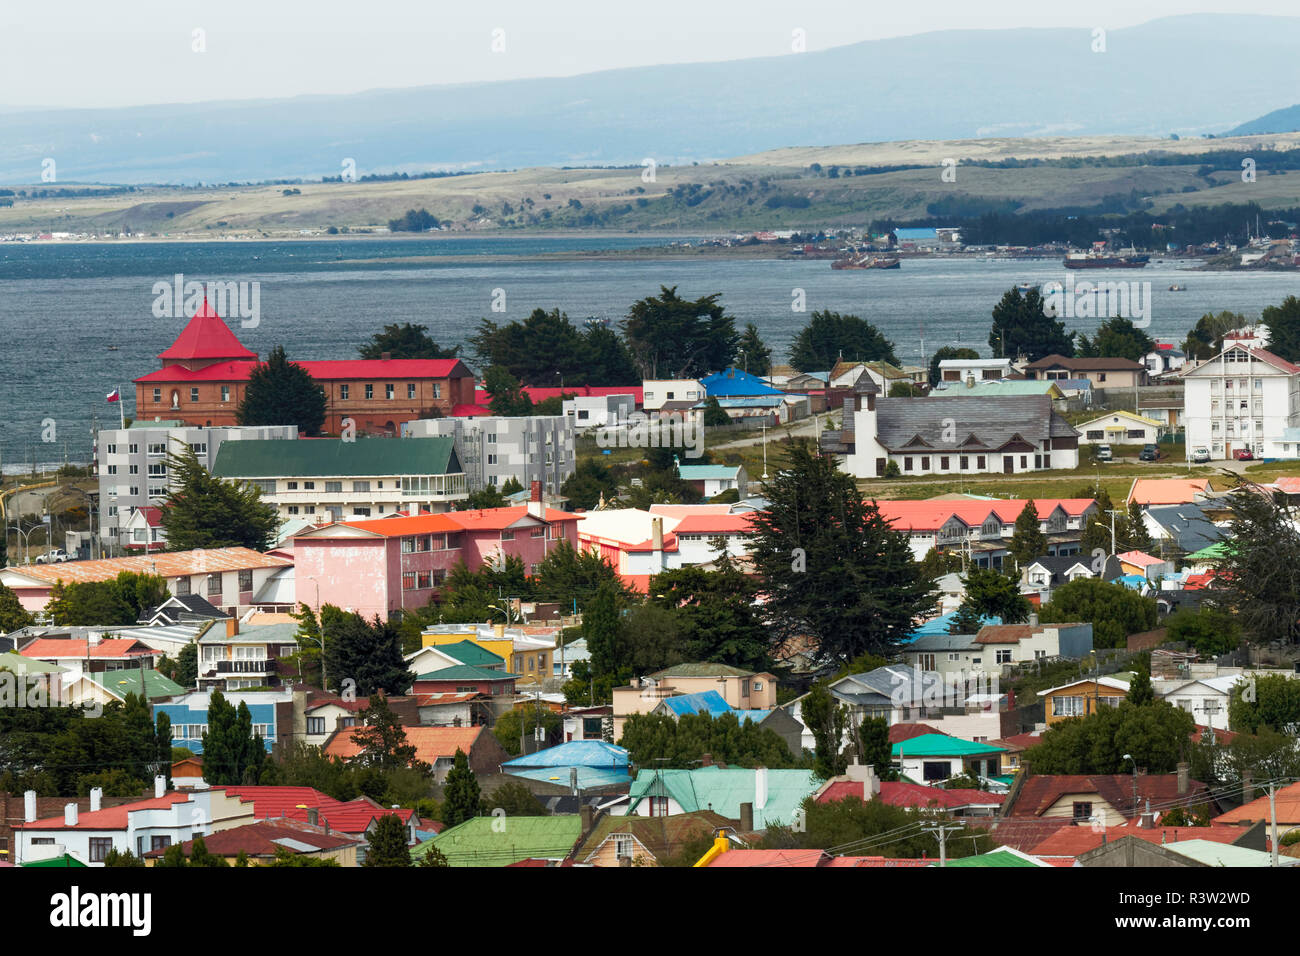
[{"x1": 1, "y1": 1, "x2": 1296, "y2": 110}]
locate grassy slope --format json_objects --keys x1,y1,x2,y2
[{"x1": 7, "y1": 132, "x2": 1300, "y2": 238}]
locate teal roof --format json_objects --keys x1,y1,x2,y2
[
  {"x1": 415, "y1": 663, "x2": 517, "y2": 682},
  {"x1": 412, "y1": 815, "x2": 583, "y2": 867},
  {"x1": 86, "y1": 668, "x2": 185, "y2": 700},
  {"x1": 505, "y1": 766, "x2": 632, "y2": 789},
  {"x1": 212, "y1": 436, "x2": 460, "y2": 479},
  {"x1": 676, "y1": 465, "x2": 742, "y2": 480},
  {"x1": 625, "y1": 767, "x2": 819, "y2": 828},
  {"x1": 435, "y1": 640, "x2": 505, "y2": 668},
  {"x1": 892, "y1": 734, "x2": 1005, "y2": 757},
  {"x1": 503, "y1": 740, "x2": 628, "y2": 769},
  {"x1": 963, "y1": 381, "x2": 1061, "y2": 397}
]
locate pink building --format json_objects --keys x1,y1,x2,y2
[{"x1": 292, "y1": 499, "x2": 580, "y2": 618}]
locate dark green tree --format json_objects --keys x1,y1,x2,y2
[
  {"x1": 481, "y1": 781, "x2": 546, "y2": 816},
  {"x1": 482, "y1": 365, "x2": 534, "y2": 416},
  {"x1": 857, "y1": 716, "x2": 896, "y2": 781},
  {"x1": 102, "y1": 848, "x2": 146, "y2": 867},
  {"x1": 1076, "y1": 317, "x2": 1155, "y2": 362},
  {"x1": 1261, "y1": 296, "x2": 1300, "y2": 364},
  {"x1": 493, "y1": 707, "x2": 563, "y2": 757},
  {"x1": 321, "y1": 609, "x2": 413, "y2": 696},
  {"x1": 440, "y1": 749, "x2": 481, "y2": 828},
  {"x1": 363, "y1": 813, "x2": 412, "y2": 867},
  {"x1": 350, "y1": 694, "x2": 421, "y2": 771},
  {"x1": 1182, "y1": 311, "x2": 1246, "y2": 360},
  {"x1": 532, "y1": 539, "x2": 627, "y2": 608},
  {"x1": 802, "y1": 681, "x2": 849, "y2": 779},
  {"x1": 701, "y1": 395, "x2": 732, "y2": 428},
  {"x1": 560, "y1": 458, "x2": 618, "y2": 510},
  {"x1": 950, "y1": 566, "x2": 1030, "y2": 629},
  {"x1": 582, "y1": 578, "x2": 625, "y2": 676},
  {"x1": 1038, "y1": 578, "x2": 1157, "y2": 648},
  {"x1": 1229, "y1": 674, "x2": 1300, "y2": 734},
  {"x1": 989, "y1": 287, "x2": 1074, "y2": 361},
  {"x1": 1127, "y1": 664, "x2": 1155, "y2": 707},
  {"x1": 1007, "y1": 500, "x2": 1046, "y2": 567},
  {"x1": 359, "y1": 322, "x2": 460, "y2": 360},
  {"x1": 749, "y1": 441, "x2": 935, "y2": 663},
  {"x1": 621, "y1": 286, "x2": 738, "y2": 379},
  {"x1": 789, "y1": 310, "x2": 898, "y2": 371},
  {"x1": 160, "y1": 442, "x2": 280, "y2": 551},
  {"x1": 0, "y1": 582, "x2": 34, "y2": 631},
  {"x1": 646, "y1": 560, "x2": 769, "y2": 671},
  {"x1": 617, "y1": 711, "x2": 798, "y2": 769},
  {"x1": 1214, "y1": 484, "x2": 1300, "y2": 644},
  {"x1": 1164, "y1": 606, "x2": 1240, "y2": 657},
  {"x1": 737, "y1": 323, "x2": 772, "y2": 376},
  {"x1": 44, "y1": 580, "x2": 134, "y2": 626},
  {"x1": 200, "y1": 691, "x2": 266, "y2": 786},
  {"x1": 1125, "y1": 500, "x2": 1155, "y2": 553},
  {"x1": 235, "y1": 344, "x2": 327, "y2": 435},
  {"x1": 1022, "y1": 699, "x2": 1195, "y2": 775}
]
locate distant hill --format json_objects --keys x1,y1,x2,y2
[
  {"x1": 1229, "y1": 104, "x2": 1300, "y2": 135},
  {"x1": 3, "y1": 13, "x2": 1300, "y2": 186}
]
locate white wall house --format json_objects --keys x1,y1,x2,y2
[
  {"x1": 1154, "y1": 675, "x2": 1242, "y2": 732},
  {"x1": 823, "y1": 383, "x2": 1080, "y2": 479},
  {"x1": 1180, "y1": 344, "x2": 1300, "y2": 461},
  {"x1": 563, "y1": 394, "x2": 637, "y2": 431},
  {"x1": 935, "y1": 357, "x2": 1017, "y2": 386},
  {"x1": 642, "y1": 380, "x2": 703, "y2": 412},
  {"x1": 1075, "y1": 411, "x2": 1163, "y2": 446}
]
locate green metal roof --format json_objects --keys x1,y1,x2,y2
[
  {"x1": 648, "y1": 662, "x2": 760, "y2": 679},
  {"x1": 940, "y1": 848, "x2": 1047, "y2": 868},
  {"x1": 625, "y1": 767, "x2": 819, "y2": 828},
  {"x1": 0, "y1": 652, "x2": 67, "y2": 675},
  {"x1": 23, "y1": 853, "x2": 88, "y2": 867},
  {"x1": 85, "y1": 668, "x2": 185, "y2": 700},
  {"x1": 412, "y1": 815, "x2": 583, "y2": 867},
  {"x1": 1185, "y1": 541, "x2": 1228, "y2": 561},
  {"x1": 435, "y1": 640, "x2": 505, "y2": 668},
  {"x1": 892, "y1": 734, "x2": 1006, "y2": 757},
  {"x1": 414, "y1": 663, "x2": 517, "y2": 682},
  {"x1": 212, "y1": 436, "x2": 460, "y2": 479}
]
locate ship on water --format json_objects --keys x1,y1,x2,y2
[
  {"x1": 1063, "y1": 252, "x2": 1149, "y2": 269},
  {"x1": 831, "y1": 253, "x2": 901, "y2": 270}
]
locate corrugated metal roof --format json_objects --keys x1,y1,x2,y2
[
  {"x1": 502, "y1": 740, "x2": 628, "y2": 769},
  {"x1": 213, "y1": 436, "x2": 460, "y2": 478}
]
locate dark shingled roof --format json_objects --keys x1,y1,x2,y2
[{"x1": 873, "y1": 396, "x2": 1077, "y2": 453}]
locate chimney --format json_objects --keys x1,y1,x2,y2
[
  {"x1": 64, "y1": 803, "x2": 78, "y2": 827},
  {"x1": 651, "y1": 517, "x2": 664, "y2": 555},
  {"x1": 90, "y1": 787, "x2": 103, "y2": 813},
  {"x1": 1176, "y1": 761, "x2": 1189, "y2": 796},
  {"x1": 755, "y1": 767, "x2": 768, "y2": 811},
  {"x1": 154, "y1": 774, "x2": 166, "y2": 799},
  {"x1": 739, "y1": 802, "x2": 754, "y2": 832},
  {"x1": 493, "y1": 622, "x2": 506, "y2": 640},
  {"x1": 528, "y1": 480, "x2": 545, "y2": 519},
  {"x1": 381, "y1": 351, "x2": 392, "y2": 362},
  {"x1": 307, "y1": 807, "x2": 319, "y2": 826},
  {"x1": 965, "y1": 372, "x2": 975, "y2": 389},
  {"x1": 226, "y1": 617, "x2": 239, "y2": 638},
  {"x1": 846, "y1": 760, "x2": 880, "y2": 799},
  {"x1": 700, "y1": 753, "x2": 713, "y2": 767},
  {"x1": 570, "y1": 767, "x2": 579, "y2": 794},
  {"x1": 580, "y1": 805, "x2": 594, "y2": 830},
  {"x1": 23, "y1": 790, "x2": 37, "y2": 823},
  {"x1": 1028, "y1": 612, "x2": 1039, "y2": 627},
  {"x1": 1242, "y1": 770, "x2": 1254, "y2": 803}
]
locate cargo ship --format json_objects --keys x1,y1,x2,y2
[
  {"x1": 831, "y1": 254, "x2": 901, "y2": 270},
  {"x1": 1063, "y1": 253, "x2": 1149, "y2": 269}
]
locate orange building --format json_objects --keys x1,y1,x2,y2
[{"x1": 133, "y1": 301, "x2": 476, "y2": 434}]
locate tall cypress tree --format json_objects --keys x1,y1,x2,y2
[
  {"x1": 160, "y1": 442, "x2": 280, "y2": 551},
  {"x1": 441, "y1": 749, "x2": 481, "y2": 828},
  {"x1": 235, "y1": 344, "x2": 326, "y2": 435},
  {"x1": 1008, "y1": 500, "x2": 1046, "y2": 567},
  {"x1": 364, "y1": 814, "x2": 412, "y2": 867},
  {"x1": 749, "y1": 440, "x2": 934, "y2": 663}
]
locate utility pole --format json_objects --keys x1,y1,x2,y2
[
  {"x1": 1269, "y1": 781, "x2": 1279, "y2": 868},
  {"x1": 1106, "y1": 508, "x2": 1126, "y2": 555},
  {"x1": 922, "y1": 822, "x2": 963, "y2": 867}
]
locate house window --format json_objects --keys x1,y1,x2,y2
[
  {"x1": 151, "y1": 836, "x2": 172, "y2": 851},
  {"x1": 176, "y1": 577, "x2": 191, "y2": 596},
  {"x1": 353, "y1": 481, "x2": 371, "y2": 492},
  {"x1": 996, "y1": 649, "x2": 1012, "y2": 664},
  {"x1": 206, "y1": 576, "x2": 221, "y2": 596},
  {"x1": 502, "y1": 530, "x2": 515, "y2": 541},
  {"x1": 1054, "y1": 695, "x2": 1085, "y2": 717},
  {"x1": 922, "y1": 762, "x2": 949, "y2": 782},
  {"x1": 904, "y1": 457, "x2": 913, "y2": 472},
  {"x1": 960, "y1": 455, "x2": 969, "y2": 470},
  {"x1": 325, "y1": 481, "x2": 343, "y2": 493},
  {"x1": 433, "y1": 383, "x2": 441, "y2": 399},
  {"x1": 402, "y1": 571, "x2": 417, "y2": 591},
  {"x1": 918, "y1": 653, "x2": 936, "y2": 671},
  {"x1": 417, "y1": 571, "x2": 432, "y2": 589},
  {"x1": 614, "y1": 834, "x2": 635, "y2": 858},
  {"x1": 340, "y1": 384, "x2": 350, "y2": 400},
  {"x1": 303, "y1": 481, "x2": 315, "y2": 490},
  {"x1": 89, "y1": 838, "x2": 114, "y2": 862},
  {"x1": 190, "y1": 387, "x2": 199, "y2": 402},
  {"x1": 940, "y1": 456, "x2": 949, "y2": 470},
  {"x1": 408, "y1": 384, "x2": 416, "y2": 399},
  {"x1": 385, "y1": 384, "x2": 395, "y2": 399},
  {"x1": 307, "y1": 717, "x2": 326, "y2": 735},
  {"x1": 1072, "y1": 802, "x2": 1093, "y2": 820},
  {"x1": 365, "y1": 384, "x2": 374, "y2": 399},
  {"x1": 238, "y1": 569, "x2": 253, "y2": 592},
  {"x1": 976, "y1": 456, "x2": 986, "y2": 469},
  {"x1": 153, "y1": 388, "x2": 161, "y2": 403}
]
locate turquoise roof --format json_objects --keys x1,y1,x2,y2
[
  {"x1": 625, "y1": 767, "x2": 819, "y2": 828},
  {"x1": 907, "y1": 611, "x2": 1001, "y2": 642},
  {"x1": 892, "y1": 734, "x2": 1005, "y2": 757},
  {"x1": 503, "y1": 740, "x2": 628, "y2": 770},
  {"x1": 676, "y1": 465, "x2": 742, "y2": 480},
  {"x1": 505, "y1": 766, "x2": 632, "y2": 789},
  {"x1": 434, "y1": 640, "x2": 505, "y2": 668},
  {"x1": 415, "y1": 664, "x2": 517, "y2": 682}
]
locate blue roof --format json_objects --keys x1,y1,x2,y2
[
  {"x1": 502, "y1": 740, "x2": 629, "y2": 769},
  {"x1": 700, "y1": 368, "x2": 786, "y2": 398},
  {"x1": 732, "y1": 709, "x2": 773, "y2": 725},
  {"x1": 1117, "y1": 574, "x2": 1148, "y2": 590},
  {"x1": 504, "y1": 766, "x2": 632, "y2": 789},
  {"x1": 906, "y1": 611, "x2": 1001, "y2": 642},
  {"x1": 895, "y1": 227, "x2": 938, "y2": 240},
  {"x1": 658, "y1": 690, "x2": 732, "y2": 719}
]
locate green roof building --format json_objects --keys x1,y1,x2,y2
[
  {"x1": 84, "y1": 669, "x2": 185, "y2": 702},
  {"x1": 435, "y1": 640, "x2": 506, "y2": 668},
  {"x1": 626, "y1": 766, "x2": 819, "y2": 829},
  {"x1": 412, "y1": 815, "x2": 584, "y2": 867}
]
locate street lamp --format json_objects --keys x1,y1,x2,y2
[
  {"x1": 302, "y1": 576, "x2": 327, "y2": 691},
  {"x1": 1122, "y1": 753, "x2": 1137, "y2": 821}
]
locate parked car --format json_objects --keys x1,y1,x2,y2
[
  {"x1": 1191, "y1": 446, "x2": 1211, "y2": 463},
  {"x1": 1233, "y1": 448, "x2": 1255, "y2": 461},
  {"x1": 1094, "y1": 444, "x2": 1113, "y2": 462},
  {"x1": 1139, "y1": 444, "x2": 1160, "y2": 462},
  {"x1": 34, "y1": 549, "x2": 70, "y2": 564}
]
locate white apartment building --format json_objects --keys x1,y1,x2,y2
[
  {"x1": 402, "y1": 414, "x2": 574, "y2": 495},
  {"x1": 641, "y1": 379, "x2": 703, "y2": 412},
  {"x1": 563, "y1": 394, "x2": 637, "y2": 431},
  {"x1": 934, "y1": 357, "x2": 1017, "y2": 387},
  {"x1": 1179, "y1": 344, "x2": 1300, "y2": 460},
  {"x1": 97, "y1": 422, "x2": 298, "y2": 552},
  {"x1": 211, "y1": 436, "x2": 468, "y2": 522}
]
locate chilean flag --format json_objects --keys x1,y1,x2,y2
[{"x1": 106, "y1": 388, "x2": 120, "y2": 403}]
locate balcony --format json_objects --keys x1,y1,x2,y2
[{"x1": 208, "y1": 659, "x2": 277, "y2": 675}]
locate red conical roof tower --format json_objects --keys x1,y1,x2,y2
[{"x1": 158, "y1": 299, "x2": 258, "y2": 371}]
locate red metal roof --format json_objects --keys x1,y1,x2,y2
[
  {"x1": 141, "y1": 820, "x2": 360, "y2": 857},
  {"x1": 888, "y1": 722, "x2": 942, "y2": 743},
  {"x1": 323, "y1": 726, "x2": 486, "y2": 766},
  {"x1": 444, "y1": 506, "x2": 580, "y2": 530},
  {"x1": 670, "y1": 514, "x2": 756, "y2": 536},
  {"x1": 158, "y1": 300, "x2": 258, "y2": 363},
  {"x1": 137, "y1": 357, "x2": 467, "y2": 384},
  {"x1": 215, "y1": 786, "x2": 415, "y2": 834},
  {"x1": 871, "y1": 498, "x2": 1096, "y2": 534},
  {"x1": 21, "y1": 638, "x2": 153, "y2": 660},
  {"x1": 1031, "y1": 824, "x2": 1247, "y2": 858},
  {"x1": 473, "y1": 385, "x2": 643, "y2": 406},
  {"x1": 817, "y1": 780, "x2": 1003, "y2": 810},
  {"x1": 17, "y1": 792, "x2": 193, "y2": 830},
  {"x1": 450, "y1": 403, "x2": 490, "y2": 417}
]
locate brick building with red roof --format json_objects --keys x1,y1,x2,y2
[{"x1": 135, "y1": 301, "x2": 476, "y2": 434}]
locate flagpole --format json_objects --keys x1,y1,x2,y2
[{"x1": 118, "y1": 385, "x2": 125, "y2": 430}]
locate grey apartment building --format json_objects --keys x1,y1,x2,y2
[
  {"x1": 402, "y1": 414, "x2": 574, "y2": 495},
  {"x1": 97, "y1": 421, "x2": 298, "y2": 551}
]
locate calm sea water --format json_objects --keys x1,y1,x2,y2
[{"x1": 1, "y1": 236, "x2": 1297, "y2": 467}]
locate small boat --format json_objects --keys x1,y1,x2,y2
[
  {"x1": 1016, "y1": 282, "x2": 1035, "y2": 293},
  {"x1": 1169, "y1": 284, "x2": 1186, "y2": 291},
  {"x1": 105, "y1": 345, "x2": 119, "y2": 351},
  {"x1": 831, "y1": 254, "x2": 901, "y2": 270}
]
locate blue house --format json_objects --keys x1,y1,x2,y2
[
  {"x1": 154, "y1": 688, "x2": 295, "y2": 753},
  {"x1": 700, "y1": 368, "x2": 786, "y2": 399}
]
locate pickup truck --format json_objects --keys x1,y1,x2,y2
[{"x1": 34, "y1": 549, "x2": 71, "y2": 564}]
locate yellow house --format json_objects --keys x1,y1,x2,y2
[
  {"x1": 421, "y1": 623, "x2": 556, "y2": 685},
  {"x1": 1037, "y1": 674, "x2": 1131, "y2": 726}
]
